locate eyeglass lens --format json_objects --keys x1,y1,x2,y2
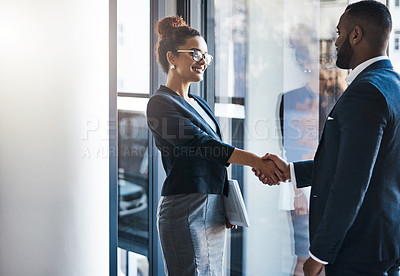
[{"x1": 192, "y1": 50, "x2": 212, "y2": 65}]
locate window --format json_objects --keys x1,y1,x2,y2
[
  {"x1": 388, "y1": 7, "x2": 400, "y2": 72},
  {"x1": 117, "y1": 0, "x2": 150, "y2": 275},
  {"x1": 209, "y1": 0, "x2": 348, "y2": 274},
  {"x1": 395, "y1": 0, "x2": 399, "y2": 7},
  {"x1": 117, "y1": 0, "x2": 150, "y2": 94},
  {"x1": 394, "y1": 31, "x2": 400, "y2": 51}
]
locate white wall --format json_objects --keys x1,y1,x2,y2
[{"x1": 0, "y1": 0, "x2": 110, "y2": 275}]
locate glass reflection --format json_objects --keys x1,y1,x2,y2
[
  {"x1": 213, "y1": 0, "x2": 348, "y2": 275},
  {"x1": 118, "y1": 109, "x2": 149, "y2": 256},
  {"x1": 280, "y1": 23, "x2": 319, "y2": 276}
]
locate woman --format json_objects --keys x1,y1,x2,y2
[{"x1": 147, "y1": 16, "x2": 285, "y2": 275}]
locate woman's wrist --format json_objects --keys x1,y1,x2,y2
[
  {"x1": 228, "y1": 148, "x2": 263, "y2": 168},
  {"x1": 251, "y1": 155, "x2": 263, "y2": 169}
]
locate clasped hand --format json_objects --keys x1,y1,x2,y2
[{"x1": 252, "y1": 154, "x2": 290, "y2": 185}]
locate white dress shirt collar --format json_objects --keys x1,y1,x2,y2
[{"x1": 345, "y1": 56, "x2": 389, "y2": 85}]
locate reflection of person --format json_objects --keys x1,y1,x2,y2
[
  {"x1": 318, "y1": 69, "x2": 347, "y2": 134},
  {"x1": 280, "y1": 24, "x2": 319, "y2": 276},
  {"x1": 147, "y1": 16, "x2": 285, "y2": 275},
  {"x1": 259, "y1": 1, "x2": 400, "y2": 275}
]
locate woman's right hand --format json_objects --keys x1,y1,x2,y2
[
  {"x1": 253, "y1": 156, "x2": 287, "y2": 185},
  {"x1": 253, "y1": 153, "x2": 290, "y2": 185}
]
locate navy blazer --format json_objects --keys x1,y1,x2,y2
[
  {"x1": 147, "y1": 85, "x2": 235, "y2": 196},
  {"x1": 294, "y1": 60, "x2": 400, "y2": 263}
]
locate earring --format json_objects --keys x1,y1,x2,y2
[{"x1": 170, "y1": 65, "x2": 175, "y2": 70}]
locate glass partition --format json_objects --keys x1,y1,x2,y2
[{"x1": 211, "y1": 0, "x2": 348, "y2": 274}]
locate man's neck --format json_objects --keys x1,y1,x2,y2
[{"x1": 351, "y1": 49, "x2": 387, "y2": 70}]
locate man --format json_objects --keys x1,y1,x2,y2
[{"x1": 257, "y1": 1, "x2": 400, "y2": 275}]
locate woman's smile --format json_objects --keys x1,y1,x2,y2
[{"x1": 192, "y1": 65, "x2": 205, "y2": 74}]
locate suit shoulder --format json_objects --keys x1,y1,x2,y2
[
  {"x1": 147, "y1": 91, "x2": 175, "y2": 117},
  {"x1": 344, "y1": 81, "x2": 389, "y2": 120},
  {"x1": 347, "y1": 78, "x2": 386, "y2": 102},
  {"x1": 339, "y1": 79, "x2": 390, "y2": 126},
  {"x1": 148, "y1": 89, "x2": 175, "y2": 104},
  {"x1": 358, "y1": 67, "x2": 400, "y2": 91}
]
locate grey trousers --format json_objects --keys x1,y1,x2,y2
[{"x1": 157, "y1": 193, "x2": 226, "y2": 276}]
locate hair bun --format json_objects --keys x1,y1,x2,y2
[{"x1": 156, "y1": 16, "x2": 187, "y2": 38}]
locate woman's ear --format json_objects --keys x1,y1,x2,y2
[
  {"x1": 166, "y1": 51, "x2": 176, "y2": 67},
  {"x1": 351, "y1": 26, "x2": 363, "y2": 44}
]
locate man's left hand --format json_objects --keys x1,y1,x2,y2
[{"x1": 303, "y1": 257, "x2": 324, "y2": 276}]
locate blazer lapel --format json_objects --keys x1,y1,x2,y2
[
  {"x1": 189, "y1": 94, "x2": 223, "y2": 139},
  {"x1": 158, "y1": 86, "x2": 222, "y2": 141}
]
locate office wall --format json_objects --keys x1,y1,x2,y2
[{"x1": 0, "y1": 0, "x2": 110, "y2": 275}]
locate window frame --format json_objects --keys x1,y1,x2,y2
[{"x1": 109, "y1": 0, "x2": 118, "y2": 275}]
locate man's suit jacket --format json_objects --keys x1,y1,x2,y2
[
  {"x1": 147, "y1": 85, "x2": 234, "y2": 196},
  {"x1": 294, "y1": 59, "x2": 400, "y2": 263}
]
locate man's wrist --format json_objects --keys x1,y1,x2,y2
[{"x1": 309, "y1": 251, "x2": 328, "y2": 265}]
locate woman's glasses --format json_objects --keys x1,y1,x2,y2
[{"x1": 176, "y1": 49, "x2": 213, "y2": 65}]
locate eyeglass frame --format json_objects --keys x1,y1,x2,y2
[{"x1": 175, "y1": 49, "x2": 213, "y2": 65}]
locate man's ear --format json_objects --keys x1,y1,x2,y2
[
  {"x1": 351, "y1": 26, "x2": 363, "y2": 44},
  {"x1": 166, "y1": 51, "x2": 176, "y2": 67}
]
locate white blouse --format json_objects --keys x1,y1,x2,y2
[{"x1": 188, "y1": 98, "x2": 217, "y2": 133}]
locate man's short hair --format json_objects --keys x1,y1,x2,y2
[{"x1": 345, "y1": 0, "x2": 392, "y2": 46}]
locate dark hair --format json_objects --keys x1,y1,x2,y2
[
  {"x1": 155, "y1": 16, "x2": 201, "y2": 73},
  {"x1": 345, "y1": 0, "x2": 392, "y2": 46}
]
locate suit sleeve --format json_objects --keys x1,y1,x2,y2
[
  {"x1": 309, "y1": 82, "x2": 389, "y2": 263},
  {"x1": 293, "y1": 160, "x2": 314, "y2": 188},
  {"x1": 146, "y1": 95, "x2": 235, "y2": 166}
]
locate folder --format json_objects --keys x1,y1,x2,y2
[{"x1": 223, "y1": 179, "x2": 250, "y2": 227}]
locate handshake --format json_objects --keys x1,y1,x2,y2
[{"x1": 252, "y1": 154, "x2": 291, "y2": 185}]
